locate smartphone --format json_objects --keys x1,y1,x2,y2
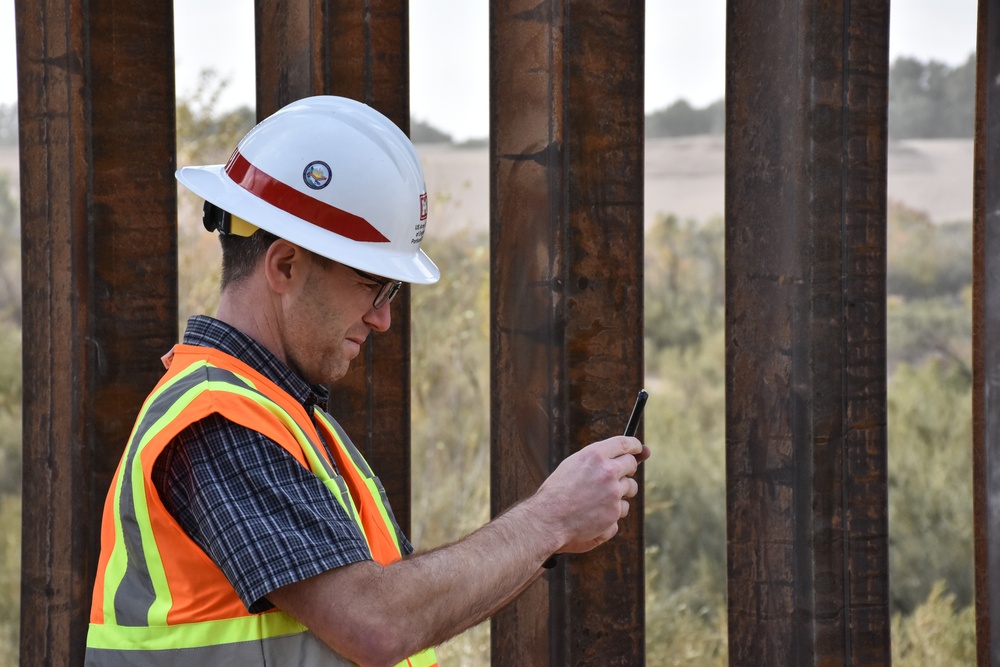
[{"x1": 624, "y1": 389, "x2": 648, "y2": 437}]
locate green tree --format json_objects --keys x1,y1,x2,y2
[
  {"x1": 888, "y1": 54, "x2": 976, "y2": 139},
  {"x1": 410, "y1": 118, "x2": 453, "y2": 144},
  {"x1": 640, "y1": 197, "x2": 976, "y2": 659},
  {"x1": 0, "y1": 173, "x2": 19, "y2": 326},
  {"x1": 887, "y1": 202, "x2": 971, "y2": 300},
  {"x1": 643, "y1": 326, "x2": 727, "y2": 608},
  {"x1": 644, "y1": 214, "x2": 725, "y2": 353},
  {"x1": 886, "y1": 201, "x2": 972, "y2": 374},
  {"x1": 410, "y1": 229, "x2": 491, "y2": 548},
  {"x1": 646, "y1": 99, "x2": 724, "y2": 138},
  {"x1": 408, "y1": 229, "x2": 492, "y2": 663},
  {"x1": 887, "y1": 293, "x2": 971, "y2": 376},
  {"x1": 0, "y1": 104, "x2": 16, "y2": 147},
  {"x1": 883, "y1": 197, "x2": 974, "y2": 654},
  {"x1": 892, "y1": 582, "x2": 976, "y2": 666},
  {"x1": 175, "y1": 70, "x2": 255, "y2": 168},
  {"x1": 0, "y1": 144, "x2": 20, "y2": 667},
  {"x1": 888, "y1": 359, "x2": 973, "y2": 615},
  {"x1": 0, "y1": 493, "x2": 19, "y2": 661},
  {"x1": 643, "y1": 212, "x2": 728, "y2": 661},
  {"x1": 175, "y1": 70, "x2": 254, "y2": 330}
]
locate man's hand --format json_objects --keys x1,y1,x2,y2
[{"x1": 531, "y1": 436, "x2": 650, "y2": 554}]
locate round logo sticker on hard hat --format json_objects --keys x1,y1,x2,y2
[{"x1": 303, "y1": 161, "x2": 332, "y2": 190}]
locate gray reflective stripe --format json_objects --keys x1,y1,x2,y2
[
  {"x1": 316, "y1": 409, "x2": 408, "y2": 551},
  {"x1": 304, "y1": 427, "x2": 339, "y2": 480},
  {"x1": 85, "y1": 629, "x2": 354, "y2": 666},
  {"x1": 371, "y1": 476, "x2": 406, "y2": 550},
  {"x1": 113, "y1": 365, "x2": 276, "y2": 625},
  {"x1": 330, "y1": 475, "x2": 358, "y2": 521},
  {"x1": 115, "y1": 367, "x2": 236, "y2": 624},
  {"x1": 319, "y1": 409, "x2": 376, "y2": 477}
]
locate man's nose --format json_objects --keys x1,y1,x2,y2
[{"x1": 364, "y1": 299, "x2": 392, "y2": 332}]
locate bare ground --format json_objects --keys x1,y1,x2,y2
[
  {"x1": 0, "y1": 136, "x2": 974, "y2": 229},
  {"x1": 419, "y1": 136, "x2": 974, "y2": 234}
]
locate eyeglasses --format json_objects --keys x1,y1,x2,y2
[{"x1": 352, "y1": 268, "x2": 402, "y2": 309}]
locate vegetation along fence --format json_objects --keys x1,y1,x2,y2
[{"x1": 9, "y1": 0, "x2": 1000, "y2": 665}]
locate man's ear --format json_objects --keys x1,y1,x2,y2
[{"x1": 262, "y1": 239, "x2": 305, "y2": 294}]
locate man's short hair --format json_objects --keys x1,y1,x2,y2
[{"x1": 219, "y1": 228, "x2": 280, "y2": 289}]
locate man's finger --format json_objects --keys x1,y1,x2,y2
[{"x1": 597, "y1": 435, "x2": 643, "y2": 458}]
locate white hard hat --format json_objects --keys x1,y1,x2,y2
[{"x1": 176, "y1": 96, "x2": 440, "y2": 284}]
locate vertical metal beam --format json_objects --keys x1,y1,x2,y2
[
  {"x1": 255, "y1": 0, "x2": 317, "y2": 118},
  {"x1": 255, "y1": 0, "x2": 413, "y2": 532},
  {"x1": 973, "y1": 0, "x2": 1000, "y2": 664},
  {"x1": 490, "y1": 1, "x2": 645, "y2": 663},
  {"x1": 16, "y1": 0, "x2": 177, "y2": 663},
  {"x1": 725, "y1": 1, "x2": 890, "y2": 664}
]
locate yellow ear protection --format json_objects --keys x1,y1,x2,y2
[{"x1": 202, "y1": 201, "x2": 260, "y2": 237}]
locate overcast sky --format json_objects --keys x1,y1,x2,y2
[{"x1": 1, "y1": 0, "x2": 979, "y2": 141}]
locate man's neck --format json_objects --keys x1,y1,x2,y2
[{"x1": 215, "y1": 279, "x2": 287, "y2": 368}]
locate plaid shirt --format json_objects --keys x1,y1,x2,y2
[{"x1": 151, "y1": 315, "x2": 413, "y2": 613}]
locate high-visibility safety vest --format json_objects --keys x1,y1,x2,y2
[{"x1": 85, "y1": 344, "x2": 439, "y2": 667}]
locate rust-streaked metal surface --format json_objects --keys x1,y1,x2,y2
[
  {"x1": 490, "y1": 1, "x2": 645, "y2": 664},
  {"x1": 16, "y1": 0, "x2": 178, "y2": 663},
  {"x1": 973, "y1": 1, "x2": 1000, "y2": 664},
  {"x1": 725, "y1": 1, "x2": 891, "y2": 665},
  {"x1": 255, "y1": 0, "x2": 413, "y2": 532}
]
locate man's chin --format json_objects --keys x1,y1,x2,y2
[
  {"x1": 299, "y1": 359, "x2": 351, "y2": 387},
  {"x1": 323, "y1": 356, "x2": 356, "y2": 386}
]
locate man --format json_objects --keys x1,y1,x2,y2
[{"x1": 85, "y1": 96, "x2": 648, "y2": 666}]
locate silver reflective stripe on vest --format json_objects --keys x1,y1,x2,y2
[
  {"x1": 114, "y1": 365, "x2": 275, "y2": 625},
  {"x1": 317, "y1": 409, "x2": 408, "y2": 550},
  {"x1": 85, "y1": 628, "x2": 354, "y2": 666},
  {"x1": 115, "y1": 368, "x2": 233, "y2": 624}
]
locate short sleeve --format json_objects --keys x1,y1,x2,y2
[{"x1": 152, "y1": 413, "x2": 376, "y2": 613}]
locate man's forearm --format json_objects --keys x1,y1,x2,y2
[
  {"x1": 268, "y1": 435, "x2": 646, "y2": 666},
  {"x1": 269, "y1": 495, "x2": 561, "y2": 666},
  {"x1": 386, "y1": 500, "x2": 558, "y2": 642}
]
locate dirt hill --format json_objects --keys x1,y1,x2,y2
[
  {"x1": 419, "y1": 136, "x2": 974, "y2": 234},
  {"x1": 0, "y1": 137, "x2": 974, "y2": 231}
]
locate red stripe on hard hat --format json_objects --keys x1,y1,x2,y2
[{"x1": 225, "y1": 150, "x2": 390, "y2": 243}]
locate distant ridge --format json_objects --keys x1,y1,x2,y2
[{"x1": 0, "y1": 137, "x2": 973, "y2": 232}]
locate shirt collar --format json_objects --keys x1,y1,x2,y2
[{"x1": 182, "y1": 315, "x2": 329, "y2": 409}]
